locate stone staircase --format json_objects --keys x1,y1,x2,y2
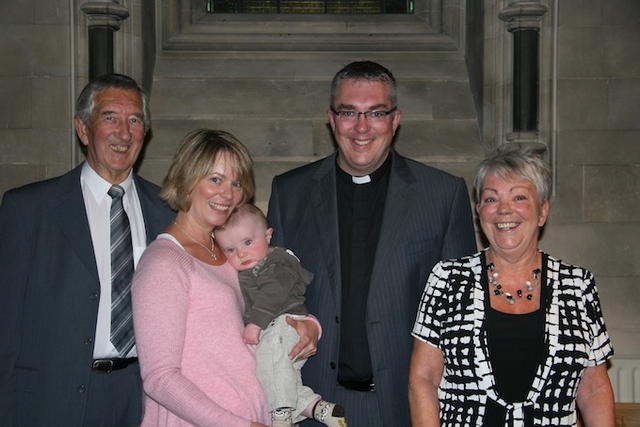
[{"x1": 138, "y1": 50, "x2": 485, "y2": 210}]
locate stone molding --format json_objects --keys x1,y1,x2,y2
[
  {"x1": 80, "y1": 1, "x2": 130, "y2": 31},
  {"x1": 158, "y1": 0, "x2": 463, "y2": 51},
  {"x1": 499, "y1": 1, "x2": 549, "y2": 31},
  {"x1": 486, "y1": 0, "x2": 556, "y2": 193}
]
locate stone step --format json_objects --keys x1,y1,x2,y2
[
  {"x1": 151, "y1": 51, "x2": 472, "y2": 81},
  {"x1": 142, "y1": 51, "x2": 484, "y2": 206}
]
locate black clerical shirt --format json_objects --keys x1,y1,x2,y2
[{"x1": 336, "y1": 155, "x2": 391, "y2": 382}]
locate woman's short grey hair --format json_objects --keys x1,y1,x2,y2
[
  {"x1": 473, "y1": 145, "x2": 551, "y2": 205},
  {"x1": 75, "y1": 74, "x2": 151, "y2": 132},
  {"x1": 330, "y1": 61, "x2": 397, "y2": 109},
  {"x1": 160, "y1": 129, "x2": 255, "y2": 212}
]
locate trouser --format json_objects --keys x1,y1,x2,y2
[
  {"x1": 83, "y1": 360, "x2": 143, "y2": 427},
  {"x1": 255, "y1": 314, "x2": 321, "y2": 423}
]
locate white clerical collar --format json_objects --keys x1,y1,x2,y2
[{"x1": 352, "y1": 175, "x2": 372, "y2": 185}]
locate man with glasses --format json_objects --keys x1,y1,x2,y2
[{"x1": 267, "y1": 61, "x2": 476, "y2": 426}]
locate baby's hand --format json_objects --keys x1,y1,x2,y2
[{"x1": 243, "y1": 323, "x2": 262, "y2": 345}]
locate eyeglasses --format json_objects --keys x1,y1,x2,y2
[{"x1": 330, "y1": 106, "x2": 397, "y2": 122}]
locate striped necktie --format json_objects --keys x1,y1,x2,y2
[{"x1": 108, "y1": 185, "x2": 135, "y2": 356}]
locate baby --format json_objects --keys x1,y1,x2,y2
[{"x1": 215, "y1": 203, "x2": 347, "y2": 427}]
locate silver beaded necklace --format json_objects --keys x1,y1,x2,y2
[
  {"x1": 173, "y1": 221, "x2": 217, "y2": 261},
  {"x1": 487, "y1": 262, "x2": 541, "y2": 305}
]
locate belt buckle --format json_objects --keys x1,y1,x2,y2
[
  {"x1": 339, "y1": 378, "x2": 376, "y2": 392},
  {"x1": 362, "y1": 380, "x2": 375, "y2": 392},
  {"x1": 92, "y1": 359, "x2": 114, "y2": 373}
]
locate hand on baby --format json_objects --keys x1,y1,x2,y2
[{"x1": 243, "y1": 323, "x2": 262, "y2": 345}]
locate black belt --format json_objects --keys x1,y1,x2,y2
[
  {"x1": 92, "y1": 357, "x2": 138, "y2": 373},
  {"x1": 338, "y1": 378, "x2": 375, "y2": 392}
]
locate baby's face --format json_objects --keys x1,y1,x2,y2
[{"x1": 215, "y1": 215, "x2": 272, "y2": 272}]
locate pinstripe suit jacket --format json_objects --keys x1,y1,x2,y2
[
  {"x1": 267, "y1": 148, "x2": 477, "y2": 426},
  {"x1": 0, "y1": 164, "x2": 175, "y2": 426}
]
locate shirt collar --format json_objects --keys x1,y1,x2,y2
[
  {"x1": 336, "y1": 154, "x2": 392, "y2": 186},
  {"x1": 81, "y1": 162, "x2": 134, "y2": 203}
]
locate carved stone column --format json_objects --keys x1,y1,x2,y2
[
  {"x1": 80, "y1": 1, "x2": 129, "y2": 79},
  {"x1": 499, "y1": 1, "x2": 548, "y2": 149}
]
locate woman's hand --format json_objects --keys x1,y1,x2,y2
[{"x1": 286, "y1": 316, "x2": 319, "y2": 360}]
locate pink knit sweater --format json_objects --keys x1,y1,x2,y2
[{"x1": 132, "y1": 235, "x2": 270, "y2": 427}]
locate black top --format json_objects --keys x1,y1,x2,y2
[
  {"x1": 483, "y1": 256, "x2": 548, "y2": 426},
  {"x1": 335, "y1": 155, "x2": 392, "y2": 382}
]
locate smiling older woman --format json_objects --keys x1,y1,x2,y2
[{"x1": 408, "y1": 146, "x2": 615, "y2": 427}]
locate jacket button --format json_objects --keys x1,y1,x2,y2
[
  {"x1": 330, "y1": 362, "x2": 336, "y2": 370},
  {"x1": 84, "y1": 337, "x2": 93, "y2": 346},
  {"x1": 334, "y1": 316, "x2": 339, "y2": 323},
  {"x1": 77, "y1": 385, "x2": 86, "y2": 393},
  {"x1": 89, "y1": 293, "x2": 98, "y2": 300}
]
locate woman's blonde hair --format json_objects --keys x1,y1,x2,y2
[{"x1": 160, "y1": 129, "x2": 255, "y2": 211}]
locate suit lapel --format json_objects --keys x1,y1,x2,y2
[
  {"x1": 370, "y1": 151, "x2": 417, "y2": 287},
  {"x1": 134, "y1": 175, "x2": 173, "y2": 244},
  {"x1": 52, "y1": 166, "x2": 100, "y2": 282},
  {"x1": 311, "y1": 156, "x2": 343, "y2": 313}
]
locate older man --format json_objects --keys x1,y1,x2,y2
[{"x1": 0, "y1": 74, "x2": 175, "y2": 426}]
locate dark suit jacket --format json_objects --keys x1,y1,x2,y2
[
  {"x1": 0, "y1": 164, "x2": 175, "y2": 426},
  {"x1": 267, "y1": 148, "x2": 477, "y2": 426}
]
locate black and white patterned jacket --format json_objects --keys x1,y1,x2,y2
[{"x1": 412, "y1": 250, "x2": 614, "y2": 427}]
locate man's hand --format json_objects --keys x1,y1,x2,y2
[{"x1": 287, "y1": 316, "x2": 319, "y2": 361}]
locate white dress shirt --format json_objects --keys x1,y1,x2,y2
[{"x1": 81, "y1": 162, "x2": 147, "y2": 358}]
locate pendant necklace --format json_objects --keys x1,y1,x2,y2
[
  {"x1": 487, "y1": 262, "x2": 541, "y2": 305},
  {"x1": 172, "y1": 221, "x2": 217, "y2": 261}
]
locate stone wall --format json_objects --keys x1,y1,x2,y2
[
  {"x1": 538, "y1": 0, "x2": 640, "y2": 356},
  {"x1": 0, "y1": 0, "x2": 152, "y2": 199},
  {"x1": 0, "y1": 0, "x2": 78, "y2": 195},
  {"x1": 1, "y1": 0, "x2": 638, "y2": 361}
]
